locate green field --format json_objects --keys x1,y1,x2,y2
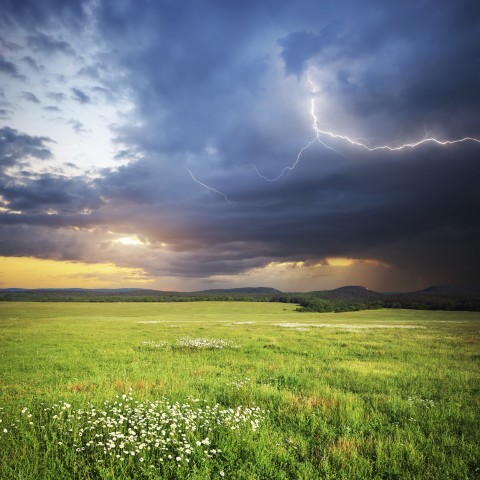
[{"x1": 1, "y1": 302, "x2": 479, "y2": 479}]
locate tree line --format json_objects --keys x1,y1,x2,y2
[{"x1": 0, "y1": 289, "x2": 479, "y2": 311}]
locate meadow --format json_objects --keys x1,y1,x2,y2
[{"x1": 0, "y1": 302, "x2": 479, "y2": 479}]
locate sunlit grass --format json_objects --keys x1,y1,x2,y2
[{"x1": 0, "y1": 302, "x2": 479, "y2": 478}]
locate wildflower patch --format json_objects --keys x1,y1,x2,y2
[
  {"x1": 9, "y1": 393, "x2": 263, "y2": 477},
  {"x1": 175, "y1": 337, "x2": 240, "y2": 350},
  {"x1": 226, "y1": 377, "x2": 251, "y2": 389},
  {"x1": 140, "y1": 338, "x2": 240, "y2": 350},
  {"x1": 140, "y1": 340, "x2": 170, "y2": 349}
]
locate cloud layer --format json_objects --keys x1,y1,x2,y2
[{"x1": 0, "y1": 0, "x2": 479, "y2": 290}]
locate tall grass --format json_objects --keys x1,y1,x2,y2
[{"x1": 1, "y1": 302, "x2": 479, "y2": 478}]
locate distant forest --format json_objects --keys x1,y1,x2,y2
[{"x1": 1, "y1": 285, "x2": 479, "y2": 312}]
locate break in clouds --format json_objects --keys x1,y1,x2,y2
[{"x1": 0, "y1": 0, "x2": 479, "y2": 290}]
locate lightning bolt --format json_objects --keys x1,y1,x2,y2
[
  {"x1": 185, "y1": 166, "x2": 235, "y2": 204},
  {"x1": 185, "y1": 166, "x2": 276, "y2": 207},
  {"x1": 253, "y1": 70, "x2": 480, "y2": 182},
  {"x1": 187, "y1": 69, "x2": 480, "y2": 199}
]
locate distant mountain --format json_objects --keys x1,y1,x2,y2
[
  {"x1": 309, "y1": 285, "x2": 384, "y2": 301},
  {"x1": 0, "y1": 286, "x2": 281, "y2": 299},
  {"x1": 197, "y1": 287, "x2": 281, "y2": 295}
]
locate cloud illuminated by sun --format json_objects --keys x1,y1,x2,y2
[
  {"x1": 322, "y1": 257, "x2": 390, "y2": 268},
  {"x1": 114, "y1": 236, "x2": 144, "y2": 246},
  {"x1": 324, "y1": 257, "x2": 354, "y2": 267}
]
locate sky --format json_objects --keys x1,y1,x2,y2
[{"x1": 0, "y1": 0, "x2": 479, "y2": 292}]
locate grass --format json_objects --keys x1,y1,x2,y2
[{"x1": 0, "y1": 302, "x2": 479, "y2": 479}]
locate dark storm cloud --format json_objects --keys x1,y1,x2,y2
[
  {"x1": 93, "y1": 0, "x2": 272, "y2": 154},
  {"x1": 94, "y1": 0, "x2": 480, "y2": 164},
  {"x1": 75, "y1": 0, "x2": 480, "y2": 285},
  {"x1": 1, "y1": 174, "x2": 102, "y2": 214},
  {"x1": 0, "y1": 0, "x2": 479, "y2": 289},
  {"x1": 0, "y1": 224, "x2": 94, "y2": 260},
  {"x1": 278, "y1": 0, "x2": 480, "y2": 138},
  {"x1": 97, "y1": 155, "x2": 189, "y2": 206},
  {"x1": 169, "y1": 143, "x2": 479, "y2": 283}
]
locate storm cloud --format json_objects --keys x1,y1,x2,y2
[{"x1": 0, "y1": 0, "x2": 478, "y2": 291}]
